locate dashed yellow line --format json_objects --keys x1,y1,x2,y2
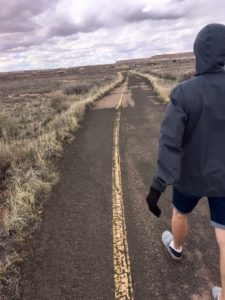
[{"x1": 112, "y1": 81, "x2": 134, "y2": 299}]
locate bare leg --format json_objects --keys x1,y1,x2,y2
[
  {"x1": 171, "y1": 208, "x2": 188, "y2": 249},
  {"x1": 215, "y1": 228, "x2": 225, "y2": 300}
]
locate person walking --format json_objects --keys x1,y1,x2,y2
[{"x1": 145, "y1": 23, "x2": 225, "y2": 300}]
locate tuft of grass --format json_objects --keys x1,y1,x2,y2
[
  {"x1": 64, "y1": 84, "x2": 92, "y2": 95},
  {"x1": 50, "y1": 91, "x2": 81, "y2": 114},
  {"x1": 0, "y1": 113, "x2": 20, "y2": 140},
  {"x1": 176, "y1": 70, "x2": 195, "y2": 81},
  {"x1": 0, "y1": 248, "x2": 22, "y2": 300}
]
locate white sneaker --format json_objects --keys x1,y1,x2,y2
[
  {"x1": 212, "y1": 286, "x2": 222, "y2": 300},
  {"x1": 162, "y1": 231, "x2": 182, "y2": 260}
]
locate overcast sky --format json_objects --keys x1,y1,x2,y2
[{"x1": 0, "y1": 0, "x2": 224, "y2": 72}]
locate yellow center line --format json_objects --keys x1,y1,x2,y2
[
  {"x1": 116, "y1": 81, "x2": 127, "y2": 110},
  {"x1": 112, "y1": 80, "x2": 134, "y2": 299}
]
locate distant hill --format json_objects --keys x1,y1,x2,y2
[
  {"x1": 149, "y1": 52, "x2": 194, "y2": 61},
  {"x1": 115, "y1": 57, "x2": 151, "y2": 66},
  {"x1": 0, "y1": 52, "x2": 195, "y2": 79},
  {"x1": 115, "y1": 52, "x2": 194, "y2": 67}
]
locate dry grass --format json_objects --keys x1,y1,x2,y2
[
  {"x1": 148, "y1": 70, "x2": 195, "y2": 82},
  {"x1": 63, "y1": 83, "x2": 92, "y2": 95},
  {"x1": 131, "y1": 71, "x2": 177, "y2": 103},
  {"x1": 0, "y1": 71, "x2": 124, "y2": 299},
  {"x1": 138, "y1": 55, "x2": 195, "y2": 81}
]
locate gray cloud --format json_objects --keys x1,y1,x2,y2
[
  {"x1": 0, "y1": 0, "x2": 57, "y2": 20},
  {"x1": 47, "y1": 13, "x2": 104, "y2": 38},
  {"x1": 0, "y1": 12, "x2": 37, "y2": 34},
  {"x1": 0, "y1": 0, "x2": 189, "y2": 48},
  {"x1": 125, "y1": 10, "x2": 184, "y2": 22},
  {"x1": 0, "y1": 0, "x2": 225, "y2": 71},
  {"x1": 47, "y1": 20, "x2": 79, "y2": 38},
  {"x1": 46, "y1": 1, "x2": 187, "y2": 42},
  {"x1": 123, "y1": 0, "x2": 189, "y2": 23},
  {"x1": 0, "y1": 0, "x2": 58, "y2": 34}
]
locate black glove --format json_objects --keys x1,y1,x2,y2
[{"x1": 145, "y1": 187, "x2": 162, "y2": 217}]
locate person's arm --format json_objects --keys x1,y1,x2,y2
[{"x1": 146, "y1": 85, "x2": 188, "y2": 217}]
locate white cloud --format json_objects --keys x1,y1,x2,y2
[{"x1": 0, "y1": 0, "x2": 225, "y2": 71}]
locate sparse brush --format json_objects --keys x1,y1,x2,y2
[
  {"x1": 132, "y1": 71, "x2": 177, "y2": 103},
  {"x1": 0, "y1": 113, "x2": 20, "y2": 140},
  {"x1": 0, "y1": 71, "x2": 125, "y2": 298},
  {"x1": 64, "y1": 84, "x2": 92, "y2": 95},
  {"x1": 0, "y1": 144, "x2": 12, "y2": 178},
  {"x1": 176, "y1": 70, "x2": 195, "y2": 81},
  {"x1": 0, "y1": 248, "x2": 22, "y2": 299},
  {"x1": 139, "y1": 68, "x2": 195, "y2": 82},
  {"x1": 50, "y1": 91, "x2": 69, "y2": 113}
]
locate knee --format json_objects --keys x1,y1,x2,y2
[
  {"x1": 173, "y1": 208, "x2": 188, "y2": 220},
  {"x1": 215, "y1": 228, "x2": 225, "y2": 250}
]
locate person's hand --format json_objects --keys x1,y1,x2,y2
[{"x1": 145, "y1": 187, "x2": 162, "y2": 217}]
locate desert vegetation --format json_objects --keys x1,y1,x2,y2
[
  {"x1": 131, "y1": 54, "x2": 195, "y2": 102},
  {"x1": 0, "y1": 69, "x2": 124, "y2": 298},
  {"x1": 131, "y1": 70, "x2": 177, "y2": 102},
  {"x1": 132, "y1": 56, "x2": 194, "y2": 103}
]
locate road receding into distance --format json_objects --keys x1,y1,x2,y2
[{"x1": 20, "y1": 74, "x2": 220, "y2": 300}]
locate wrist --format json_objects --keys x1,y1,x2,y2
[{"x1": 150, "y1": 186, "x2": 161, "y2": 198}]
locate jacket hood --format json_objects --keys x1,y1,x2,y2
[{"x1": 194, "y1": 23, "x2": 225, "y2": 75}]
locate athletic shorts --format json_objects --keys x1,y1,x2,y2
[{"x1": 172, "y1": 187, "x2": 225, "y2": 229}]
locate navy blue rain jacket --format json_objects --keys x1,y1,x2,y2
[{"x1": 152, "y1": 23, "x2": 225, "y2": 197}]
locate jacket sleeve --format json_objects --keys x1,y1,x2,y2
[{"x1": 151, "y1": 85, "x2": 188, "y2": 192}]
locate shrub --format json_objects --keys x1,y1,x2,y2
[
  {"x1": 64, "y1": 84, "x2": 92, "y2": 95},
  {"x1": 0, "y1": 113, "x2": 20, "y2": 139},
  {"x1": 50, "y1": 91, "x2": 70, "y2": 113}
]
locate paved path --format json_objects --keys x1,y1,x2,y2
[{"x1": 20, "y1": 74, "x2": 220, "y2": 300}]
